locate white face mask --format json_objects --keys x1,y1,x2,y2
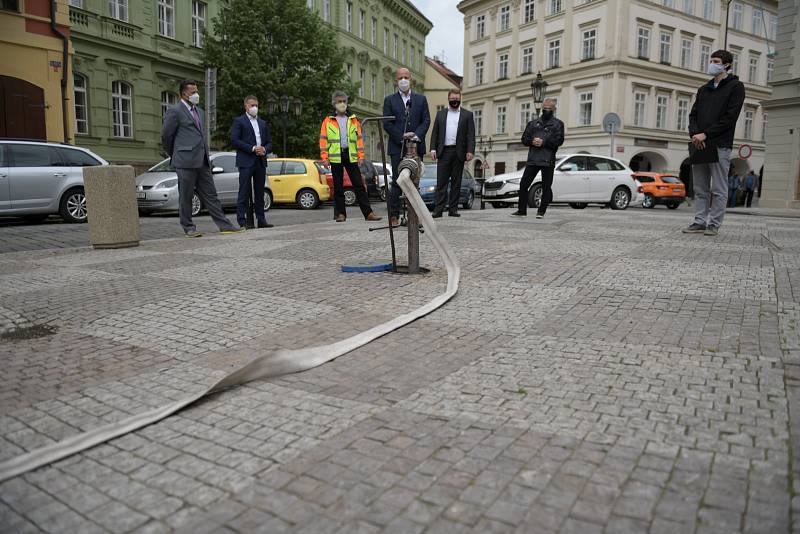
[
  {"x1": 398, "y1": 78, "x2": 411, "y2": 93},
  {"x1": 335, "y1": 102, "x2": 348, "y2": 114},
  {"x1": 708, "y1": 63, "x2": 726, "y2": 76},
  {"x1": 188, "y1": 93, "x2": 200, "y2": 105},
  {"x1": 248, "y1": 106, "x2": 258, "y2": 117}
]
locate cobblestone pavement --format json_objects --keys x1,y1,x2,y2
[{"x1": 2, "y1": 205, "x2": 800, "y2": 533}]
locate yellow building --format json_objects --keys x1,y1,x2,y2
[
  {"x1": 0, "y1": 0, "x2": 74, "y2": 143},
  {"x1": 424, "y1": 56, "x2": 463, "y2": 156}
]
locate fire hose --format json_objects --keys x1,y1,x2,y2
[{"x1": 0, "y1": 163, "x2": 459, "y2": 482}]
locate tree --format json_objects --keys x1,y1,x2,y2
[{"x1": 203, "y1": 0, "x2": 357, "y2": 158}]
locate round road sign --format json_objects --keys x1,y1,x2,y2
[
  {"x1": 602, "y1": 112, "x2": 622, "y2": 134},
  {"x1": 738, "y1": 144, "x2": 752, "y2": 159}
]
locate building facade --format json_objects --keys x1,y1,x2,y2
[
  {"x1": 1, "y1": 0, "x2": 74, "y2": 143},
  {"x1": 457, "y1": 0, "x2": 777, "y2": 178},
  {"x1": 424, "y1": 56, "x2": 464, "y2": 151},
  {"x1": 307, "y1": 0, "x2": 433, "y2": 159},
  {"x1": 760, "y1": 0, "x2": 800, "y2": 209},
  {"x1": 68, "y1": 0, "x2": 223, "y2": 169}
]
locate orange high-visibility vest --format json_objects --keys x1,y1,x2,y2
[{"x1": 319, "y1": 114, "x2": 365, "y2": 163}]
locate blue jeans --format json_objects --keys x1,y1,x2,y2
[{"x1": 728, "y1": 188, "x2": 738, "y2": 207}]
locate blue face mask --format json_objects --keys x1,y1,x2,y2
[{"x1": 708, "y1": 63, "x2": 727, "y2": 76}]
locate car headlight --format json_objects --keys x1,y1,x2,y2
[
  {"x1": 424, "y1": 186, "x2": 436, "y2": 193},
  {"x1": 153, "y1": 178, "x2": 178, "y2": 190},
  {"x1": 507, "y1": 178, "x2": 521, "y2": 184}
]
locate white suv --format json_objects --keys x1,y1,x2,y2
[{"x1": 0, "y1": 139, "x2": 108, "y2": 223}]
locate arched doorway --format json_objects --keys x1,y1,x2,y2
[
  {"x1": 629, "y1": 151, "x2": 669, "y2": 172},
  {"x1": 473, "y1": 159, "x2": 483, "y2": 179},
  {"x1": 0, "y1": 75, "x2": 46, "y2": 139}
]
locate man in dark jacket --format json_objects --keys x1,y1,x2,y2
[
  {"x1": 512, "y1": 98, "x2": 565, "y2": 218},
  {"x1": 230, "y1": 95, "x2": 273, "y2": 229},
  {"x1": 430, "y1": 89, "x2": 475, "y2": 217},
  {"x1": 683, "y1": 49, "x2": 745, "y2": 236}
]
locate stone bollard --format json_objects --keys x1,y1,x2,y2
[{"x1": 83, "y1": 165, "x2": 141, "y2": 249}]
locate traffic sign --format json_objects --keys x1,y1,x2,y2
[
  {"x1": 738, "y1": 144, "x2": 752, "y2": 159},
  {"x1": 602, "y1": 112, "x2": 622, "y2": 134}
]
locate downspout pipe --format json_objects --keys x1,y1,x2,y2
[{"x1": 50, "y1": 0, "x2": 69, "y2": 143}]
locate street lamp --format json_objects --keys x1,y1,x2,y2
[
  {"x1": 723, "y1": 0, "x2": 733, "y2": 49},
  {"x1": 266, "y1": 93, "x2": 302, "y2": 157},
  {"x1": 530, "y1": 71, "x2": 548, "y2": 118},
  {"x1": 476, "y1": 135, "x2": 493, "y2": 210}
]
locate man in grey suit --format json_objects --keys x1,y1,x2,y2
[
  {"x1": 161, "y1": 80, "x2": 242, "y2": 237},
  {"x1": 429, "y1": 89, "x2": 475, "y2": 217}
]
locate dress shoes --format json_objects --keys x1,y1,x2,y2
[
  {"x1": 335, "y1": 214, "x2": 346, "y2": 222},
  {"x1": 366, "y1": 212, "x2": 382, "y2": 221},
  {"x1": 257, "y1": 222, "x2": 274, "y2": 228}
]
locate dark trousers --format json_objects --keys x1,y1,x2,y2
[
  {"x1": 331, "y1": 147, "x2": 372, "y2": 219},
  {"x1": 517, "y1": 165, "x2": 554, "y2": 215},
  {"x1": 389, "y1": 152, "x2": 403, "y2": 218},
  {"x1": 236, "y1": 160, "x2": 267, "y2": 226},
  {"x1": 434, "y1": 147, "x2": 464, "y2": 214},
  {"x1": 745, "y1": 188, "x2": 755, "y2": 207},
  {"x1": 176, "y1": 165, "x2": 236, "y2": 233}
]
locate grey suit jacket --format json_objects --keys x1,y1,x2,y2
[{"x1": 161, "y1": 101, "x2": 209, "y2": 169}]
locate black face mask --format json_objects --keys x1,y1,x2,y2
[
  {"x1": 541, "y1": 110, "x2": 553, "y2": 120},
  {"x1": 449, "y1": 100, "x2": 461, "y2": 109}
]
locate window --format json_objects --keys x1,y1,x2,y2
[
  {"x1": 659, "y1": 32, "x2": 672, "y2": 64},
  {"x1": 564, "y1": 156, "x2": 588, "y2": 171},
  {"x1": 474, "y1": 58, "x2": 484, "y2": 85},
  {"x1": 108, "y1": 0, "x2": 127, "y2": 21},
  {"x1": 371, "y1": 74, "x2": 376, "y2": 100},
  {"x1": 499, "y1": 5, "x2": 510, "y2": 31},
  {"x1": 58, "y1": 148, "x2": 102, "y2": 166},
  {"x1": 762, "y1": 112, "x2": 768, "y2": 140},
  {"x1": 8, "y1": 145, "x2": 63, "y2": 167},
  {"x1": 637, "y1": 27, "x2": 650, "y2": 59},
  {"x1": 582, "y1": 29, "x2": 596, "y2": 61},
  {"x1": 663, "y1": 0, "x2": 674, "y2": 8},
  {"x1": 323, "y1": 0, "x2": 330, "y2": 21},
  {"x1": 578, "y1": 91, "x2": 593, "y2": 126},
  {"x1": 393, "y1": 33, "x2": 398, "y2": 58},
  {"x1": 358, "y1": 9, "x2": 365, "y2": 38},
  {"x1": 69, "y1": 0, "x2": 83, "y2": 7},
  {"x1": 371, "y1": 17, "x2": 377, "y2": 46},
  {"x1": 677, "y1": 97, "x2": 689, "y2": 131},
  {"x1": 752, "y1": 9, "x2": 763, "y2": 36},
  {"x1": 212, "y1": 155, "x2": 237, "y2": 173},
  {"x1": 521, "y1": 46, "x2": 534, "y2": 74},
  {"x1": 678, "y1": 38, "x2": 692, "y2": 69},
  {"x1": 769, "y1": 14, "x2": 777, "y2": 40},
  {"x1": 402, "y1": 40, "x2": 407, "y2": 63},
  {"x1": 496, "y1": 105, "x2": 507, "y2": 134},
  {"x1": 682, "y1": 0, "x2": 693, "y2": 16},
  {"x1": 700, "y1": 42, "x2": 711, "y2": 69},
  {"x1": 158, "y1": 0, "x2": 174, "y2": 38},
  {"x1": 384, "y1": 28, "x2": 389, "y2": 54},
  {"x1": 0, "y1": 0, "x2": 20, "y2": 8},
  {"x1": 702, "y1": 0, "x2": 713, "y2": 20},
  {"x1": 160, "y1": 90, "x2": 178, "y2": 118},
  {"x1": 73, "y1": 74, "x2": 88, "y2": 135},
  {"x1": 359, "y1": 68, "x2": 365, "y2": 97},
  {"x1": 520, "y1": 102, "x2": 532, "y2": 130},
  {"x1": 476, "y1": 14, "x2": 485, "y2": 39},
  {"x1": 523, "y1": 0, "x2": 535, "y2": 23},
  {"x1": 748, "y1": 56, "x2": 758, "y2": 83},
  {"x1": 744, "y1": 109, "x2": 753, "y2": 139},
  {"x1": 731, "y1": 2, "x2": 743, "y2": 30},
  {"x1": 307, "y1": 0, "x2": 313, "y2": 8},
  {"x1": 588, "y1": 157, "x2": 623, "y2": 171},
  {"x1": 474, "y1": 109, "x2": 483, "y2": 135},
  {"x1": 346, "y1": 2, "x2": 352, "y2": 32},
  {"x1": 191, "y1": 1, "x2": 206, "y2": 47},
  {"x1": 346, "y1": 63, "x2": 352, "y2": 79},
  {"x1": 498, "y1": 53, "x2": 509, "y2": 79},
  {"x1": 633, "y1": 91, "x2": 647, "y2": 126},
  {"x1": 284, "y1": 161, "x2": 308, "y2": 175},
  {"x1": 384, "y1": 80, "x2": 390, "y2": 98},
  {"x1": 656, "y1": 94, "x2": 668, "y2": 129},
  {"x1": 731, "y1": 51, "x2": 739, "y2": 75},
  {"x1": 111, "y1": 80, "x2": 133, "y2": 138},
  {"x1": 767, "y1": 60, "x2": 774, "y2": 82},
  {"x1": 548, "y1": 38, "x2": 561, "y2": 69},
  {"x1": 410, "y1": 46, "x2": 416, "y2": 69},
  {"x1": 549, "y1": 0, "x2": 562, "y2": 15}
]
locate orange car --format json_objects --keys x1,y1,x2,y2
[{"x1": 634, "y1": 172, "x2": 686, "y2": 209}]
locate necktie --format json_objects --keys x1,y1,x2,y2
[{"x1": 191, "y1": 106, "x2": 201, "y2": 131}]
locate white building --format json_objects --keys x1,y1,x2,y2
[{"x1": 457, "y1": 0, "x2": 777, "y2": 178}]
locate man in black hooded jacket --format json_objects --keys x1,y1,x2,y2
[{"x1": 683, "y1": 49, "x2": 745, "y2": 236}]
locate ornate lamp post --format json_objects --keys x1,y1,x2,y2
[
  {"x1": 266, "y1": 93, "x2": 302, "y2": 156},
  {"x1": 530, "y1": 71, "x2": 549, "y2": 118},
  {"x1": 476, "y1": 135, "x2": 493, "y2": 210}
]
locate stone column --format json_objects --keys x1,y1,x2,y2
[{"x1": 83, "y1": 165, "x2": 141, "y2": 249}]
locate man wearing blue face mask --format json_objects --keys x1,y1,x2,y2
[{"x1": 683, "y1": 50, "x2": 745, "y2": 237}]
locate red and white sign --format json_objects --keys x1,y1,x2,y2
[{"x1": 738, "y1": 144, "x2": 752, "y2": 159}]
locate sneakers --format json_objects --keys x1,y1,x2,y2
[
  {"x1": 185, "y1": 230, "x2": 203, "y2": 238},
  {"x1": 704, "y1": 226, "x2": 719, "y2": 236},
  {"x1": 220, "y1": 227, "x2": 245, "y2": 235},
  {"x1": 511, "y1": 211, "x2": 526, "y2": 217},
  {"x1": 535, "y1": 214, "x2": 544, "y2": 219},
  {"x1": 682, "y1": 223, "x2": 706, "y2": 234}
]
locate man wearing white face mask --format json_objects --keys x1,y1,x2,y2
[
  {"x1": 231, "y1": 95, "x2": 273, "y2": 228},
  {"x1": 683, "y1": 50, "x2": 745, "y2": 237}
]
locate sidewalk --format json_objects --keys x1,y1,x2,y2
[{"x1": 1, "y1": 207, "x2": 799, "y2": 533}]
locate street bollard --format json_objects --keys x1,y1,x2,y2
[
  {"x1": 83, "y1": 165, "x2": 140, "y2": 249},
  {"x1": 398, "y1": 134, "x2": 422, "y2": 274}
]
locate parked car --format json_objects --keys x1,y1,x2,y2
[
  {"x1": 268, "y1": 158, "x2": 330, "y2": 209},
  {"x1": 482, "y1": 154, "x2": 640, "y2": 210},
  {"x1": 418, "y1": 164, "x2": 477, "y2": 210},
  {"x1": 634, "y1": 172, "x2": 685, "y2": 209},
  {"x1": 316, "y1": 160, "x2": 386, "y2": 205},
  {"x1": 0, "y1": 139, "x2": 108, "y2": 223},
  {"x1": 137, "y1": 152, "x2": 273, "y2": 216}
]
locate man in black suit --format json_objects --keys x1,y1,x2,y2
[
  {"x1": 230, "y1": 95, "x2": 273, "y2": 228},
  {"x1": 382, "y1": 67, "x2": 431, "y2": 225},
  {"x1": 430, "y1": 89, "x2": 475, "y2": 217}
]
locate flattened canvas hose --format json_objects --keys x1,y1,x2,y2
[{"x1": 0, "y1": 165, "x2": 460, "y2": 483}]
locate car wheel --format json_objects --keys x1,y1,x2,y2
[
  {"x1": 463, "y1": 191, "x2": 475, "y2": 210},
  {"x1": 296, "y1": 189, "x2": 320, "y2": 209},
  {"x1": 642, "y1": 193, "x2": 655, "y2": 209},
  {"x1": 264, "y1": 190, "x2": 273, "y2": 211},
  {"x1": 191, "y1": 193, "x2": 203, "y2": 217},
  {"x1": 666, "y1": 201, "x2": 680, "y2": 210},
  {"x1": 59, "y1": 187, "x2": 88, "y2": 223},
  {"x1": 528, "y1": 184, "x2": 542, "y2": 209},
  {"x1": 569, "y1": 203, "x2": 588, "y2": 209},
  {"x1": 380, "y1": 187, "x2": 387, "y2": 202},
  {"x1": 343, "y1": 188, "x2": 357, "y2": 206},
  {"x1": 610, "y1": 187, "x2": 631, "y2": 210}
]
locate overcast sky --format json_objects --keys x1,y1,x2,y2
[{"x1": 411, "y1": 0, "x2": 465, "y2": 76}]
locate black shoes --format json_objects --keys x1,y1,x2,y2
[
  {"x1": 448, "y1": 212, "x2": 460, "y2": 217},
  {"x1": 511, "y1": 211, "x2": 526, "y2": 217},
  {"x1": 432, "y1": 212, "x2": 443, "y2": 218},
  {"x1": 258, "y1": 222, "x2": 274, "y2": 228}
]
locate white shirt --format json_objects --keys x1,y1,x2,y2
[
  {"x1": 248, "y1": 114, "x2": 261, "y2": 147},
  {"x1": 400, "y1": 90, "x2": 411, "y2": 107},
  {"x1": 444, "y1": 108, "x2": 460, "y2": 146}
]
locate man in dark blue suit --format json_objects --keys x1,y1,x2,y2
[
  {"x1": 382, "y1": 67, "x2": 430, "y2": 225},
  {"x1": 231, "y1": 95, "x2": 273, "y2": 228}
]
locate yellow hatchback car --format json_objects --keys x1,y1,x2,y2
[{"x1": 266, "y1": 158, "x2": 331, "y2": 209}]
